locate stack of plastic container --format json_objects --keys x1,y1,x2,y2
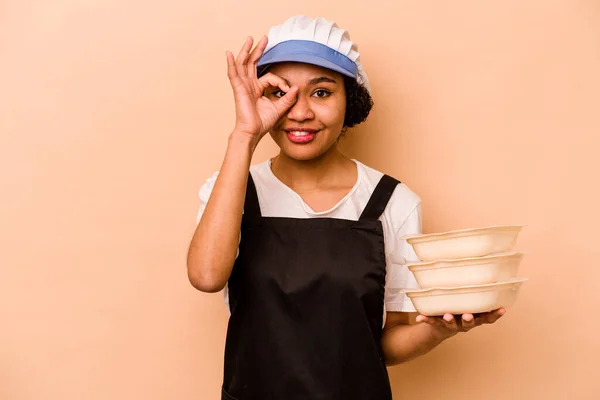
[{"x1": 399, "y1": 225, "x2": 528, "y2": 316}]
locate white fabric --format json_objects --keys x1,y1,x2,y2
[
  {"x1": 264, "y1": 15, "x2": 371, "y2": 92},
  {"x1": 195, "y1": 159, "x2": 422, "y2": 323}
]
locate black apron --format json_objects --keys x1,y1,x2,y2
[{"x1": 222, "y1": 173, "x2": 400, "y2": 400}]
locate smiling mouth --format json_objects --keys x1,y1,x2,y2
[{"x1": 285, "y1": 130, "x2": 319, "y2": 144}]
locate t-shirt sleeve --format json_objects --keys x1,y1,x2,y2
[
  {"x1": 384, "y1": 202, "x2": 422, "y2": 313},
  {"x1": 196, "y1": 170, "x2": 219, "y2": 224}
]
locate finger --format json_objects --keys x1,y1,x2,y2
[
  {"x1": 226, "y1": 51, "x2": 241, "y2": 87},
  {"x1": 442, "y1": 314, "x2": 458, "y2": 332},
  {"x1": 442, "y1": 314, "x2": 458, "y2": 331},
  {"x1": 259, "y1": 72, "x2": 291, "y2": 92},
  {"x1": 484, "y1": 308, "x2": 506, "y2": 324},
  {"x1": 415, "y1": 315, "x2": 428, "y2": 323},
  {"x1": 272, "y1": 86, "x2": 298, "y2": 116},
  {"x1": 248, "y1": 35, "x2": 268, "y2": 79},
  {"x1": 415, "y1": 315, "x2": 441, "y2": 327},
  {"x1": 461, "y1": 314, "x2": 476, "y2": 331},
  {"x1": 249, "y1": 35, "x2": 268, "y2": 64},
  {"x1": 235, "y1": 37, "x2": 254, "y2": 76}
]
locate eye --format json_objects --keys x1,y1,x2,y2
[
  {"x1": 312, "y1": 89, "x2": 331, "y2": 98},
  {"x1": 269, "y1": 89, "x2": 286, "y2": 98}
]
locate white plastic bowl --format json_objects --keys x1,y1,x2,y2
[
  {"x1": 403, "y1": 225, "x2": 524, "y2": 262},
  {"x1": 406, "y1": 252, "x2": 525, "y2": 288},
  {"x1": 404, "y1": 278, "x2": 527, "y2": 316}
]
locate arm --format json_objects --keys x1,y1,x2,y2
[
  {"x1": 381, "y1": 203, "x2": 446, "y2": 365},
  {"x1": 186, "y1": 134, "x2": 254, "y2": 292},
  {"x1": 381, "y1": 312, "x2": 449, "y2": 366},
  {"x1": 186, "y1": 36, "x2": 298, "y2": 292}
]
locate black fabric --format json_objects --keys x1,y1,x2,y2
[
  {"x1": 242, "y1": 173, "x2": 261, "y2": 218},
  {"x1": 359, "y1": 175, "x2": 401, "y2": 221},
  {"x1": 222, "y1": 173, "x2": 400, "y2": 400}
]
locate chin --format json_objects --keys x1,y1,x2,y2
[{"x1": 279, "y1": 144, "x2": 326, "y2": 161}]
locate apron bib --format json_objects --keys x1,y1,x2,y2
[{"x1": 222, "y1": 173, "x2": 400, "y2": 400}]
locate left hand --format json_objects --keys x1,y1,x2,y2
[{"x1": 416, "y1": 308, "x2": 506, "y2": 340}]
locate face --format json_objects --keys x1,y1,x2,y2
[{"x1": 264, "y1": 62, "x2": 346, "y2": 161}]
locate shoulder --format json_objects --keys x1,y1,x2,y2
[
  {"x1": 197, "y1": 160, "x2": 271, "y2": 202},
  {"x1": 356, "y1": 160, "x2": 422, "y2": 223},
  {"x1": 248, "y1": 159, "x2": 273, "y2": 185}
]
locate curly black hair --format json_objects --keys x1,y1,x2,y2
[{"x1": 342, "y1": 76, "x2": 374, "y2": 130}]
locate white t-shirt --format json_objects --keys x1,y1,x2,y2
[{"x1": 195, "y1": 159, "x2": 422, "y2": 321}]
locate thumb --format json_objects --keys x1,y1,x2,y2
[{"x1": 273, "y1": 86, "x2": 298, "y2": 116}]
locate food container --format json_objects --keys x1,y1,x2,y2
[
  {"x1": 403, "y1": 225, "x2": 524, "y2": 262},
  {"x1": 403, "y1": 278, "x2": 527, "y2": 316},
  {"x1": 406, "y1": 252, "x2": 525, "y2": 288}
]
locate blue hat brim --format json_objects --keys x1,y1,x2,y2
[{"x1": 257, "y1": 40, "x2": 357, "y2": 79}]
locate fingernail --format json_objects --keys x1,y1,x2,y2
[{"x1": 443, "y1": 315, "x2": 452, "y2": 322}]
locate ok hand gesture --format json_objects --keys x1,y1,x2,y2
[{"x1": 226, "y1": 36, "x2": 299, "y2": 146}]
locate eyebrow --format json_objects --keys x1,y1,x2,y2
[
  {"x1": 281, "y1": 76, "x2": 338, "y2": 86},
  {"x1": 308, "y1": 76, "x2": 337, "y2": 85}
]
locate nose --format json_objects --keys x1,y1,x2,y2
[{"x1": 286, "y1": 94, "x2": 314, "y2": 122}]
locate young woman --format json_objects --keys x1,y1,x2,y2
[{"x1": 187, "y1": 15, "x2": 505, "y2": 400}]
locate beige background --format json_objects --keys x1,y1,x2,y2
[{"x1": 2, "y1": 1, "x2": 599, "y2": 399}]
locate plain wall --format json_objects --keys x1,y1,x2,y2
[{"x1": 2, "y1": 1, "x2": 599, "y2": 399}]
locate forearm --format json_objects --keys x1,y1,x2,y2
[
  {"x1": 381, "y1": 321, "x2": 452, "y2": 366},
  {"x1": 186, "y1": 132, "x2": 256, "y2": 292}
]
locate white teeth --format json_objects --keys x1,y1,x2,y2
[{"x1": 290, "y1": 131, "x2": 311, "y2": 136}]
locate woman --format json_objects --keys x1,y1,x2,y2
[{"x1": 187, "y1": 15, "x2": 505, "y2": 400}]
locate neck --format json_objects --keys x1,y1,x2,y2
[{"x1": 270, "y1": 146, "x2": 353, "y2": 190}]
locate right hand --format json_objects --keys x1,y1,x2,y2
[
  {"x1": 415, "y1": 308, "x2": 506, "y2": 340},
  {"x1": 226, "y1": 36, "x2": 299, "y2": 144}
]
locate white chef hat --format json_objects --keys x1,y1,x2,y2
[{"x1": 257, "y1": 15, "x2": 371, "y2": 93}]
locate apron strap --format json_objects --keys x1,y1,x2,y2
[
  {"x1": 359, "y1": 175, "x2": 400, "y2": 221},
  {"x1": 243, "y1": 173, "x2": 262, "y2": 217}
]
